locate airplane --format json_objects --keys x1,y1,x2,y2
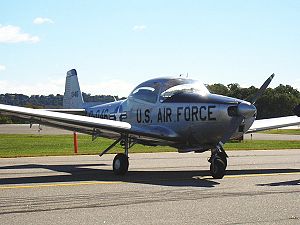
[{"x1": 0, "y1": 69, "x2": 300, "y2": 179}]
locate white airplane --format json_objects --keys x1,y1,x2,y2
[{"x1": 0, "y1": 69, "x2": 299, "y2": 178}]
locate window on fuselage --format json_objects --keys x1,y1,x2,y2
[{"x1": 130, "y1": 86, "x2": 159, "y2": 103}]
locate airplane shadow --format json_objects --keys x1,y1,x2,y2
[
  {"x1": 1, "y1": 163, "x2": 300, "y2": 188},
  {"x1": 0, "y1": 163, "x2": 219, "y2": 188},
  {"x1": 257, "y1": 180, "x2": 300, "y2": 187}
]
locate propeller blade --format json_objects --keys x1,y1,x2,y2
[
  {"x1": 219, "y1": 74, "x2": 274, "y2": 146},
  {"x1": 250, "y1": 73, "x2": 275, "y2": 104}
]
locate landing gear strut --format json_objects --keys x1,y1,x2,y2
[
  {"x1": 209, "y1": 144, "x2": 228, "y2": 179},
  {"x1": 99, "y1": 134, "x2": 135, "y2": 175}
]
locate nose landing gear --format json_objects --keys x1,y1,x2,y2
[{"x1": 208, "y1": 145, "x2": 228, "y2": 179}]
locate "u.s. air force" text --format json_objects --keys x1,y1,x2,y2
[{"x1": 136, "y1": 105, "x2": 216, "y2": 123}]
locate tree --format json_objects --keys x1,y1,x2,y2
[{"x1": 207, "y1": 84, "x2": 229, "y2": 96}]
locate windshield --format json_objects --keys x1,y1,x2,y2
[
  {"x1": 160, "y1": 82, "x2": 209, "y2": 101},
  {"x1": 129, "y1": 77, "x2": 209, "y2": 103},
  {"x1": 129, "y1": 85, "x2": 160, "y2": 103}
]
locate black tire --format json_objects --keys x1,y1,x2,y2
[
  {"x1": 210, "y1": 157, "x2": 226, "y2": 179},
  {"x1": 113, "y1": 153, "x2": 129, "y2": 175},
  {"x1": 218, "y1": 152, "x2": 227, "y2": 169}
]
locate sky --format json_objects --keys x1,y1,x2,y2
[{"x1": 0, "y1": 0, "x2": 299, "y2": 97}]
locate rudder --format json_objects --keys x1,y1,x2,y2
[{"x1": 63, "y1": 69, "x2": 84, "y2": 109}]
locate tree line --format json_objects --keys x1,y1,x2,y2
[
  {"x1": 0, "y1": 84, "x2": 299, "y2": 123},
  {"x1": 206, "y1": 83, "x2": 300, "y2": 119}
]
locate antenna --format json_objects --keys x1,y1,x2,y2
[{"x1": 186, "y1": 73, "x2": 189, "y2": 78}]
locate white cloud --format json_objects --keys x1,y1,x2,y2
[
  {"x1": 0, "y1": 78, "x2": 64, "y2": 95},
  {"x1": 0, "y1": 78, "x2": 134, "y2": 97},
  {"x1": 0, "y1": 25, "x2": 40, "y2": 43},
  {"x1": 0, "y1": 64, "x2": 6, "y2": 71},
  {"x1": 33, "y1": 17, "x2": 54, "y2": 25},
  {"x1": 133, "y1": 25, "x2": 147, "y2": 32},
  {"x1": 82, "y1": 79, "x2": 135, "y2": 97},
  {"x1": 295, "y1": 78, "x2": 300, "y2": 91}
]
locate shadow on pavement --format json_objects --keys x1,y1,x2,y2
[
  {"x1": 0, "y1": 163, "x2": 219, "y2": 187},
  {"x1": 257, "y1": 179, "x2": 300, "y2": 186},
  {"x1": 1, "y1": 163, "x2": 300, "y2": 188}
]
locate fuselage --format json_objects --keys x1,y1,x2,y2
[{"x1": 84, "y1": 77, "x2": 256, "y2": 151}]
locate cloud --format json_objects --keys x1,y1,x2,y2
[
  {"x1": 295, "y1": 78, "x2": 300, "y2": 91},
  {"x1": 0, "y1": 25, "x2": 40, "y2": 43},
  {"x1": 133, "y1": 25, "x2": 147, "y2": 32},
  {"x1": 0, "y1": 64, "x2": 6, "y2": 71},
  {"x1": 82, "y1": 79, "x2": 135, "y2": 97},
  {"x1": 0, "y1": 78, "x2": 134, "y2": 97},
  {"x1": 33, "y1": 17, "x2": 54, "y2": 25},
  {"x1": 0, "y1": 78, "x2": 64, "y2": 95}
]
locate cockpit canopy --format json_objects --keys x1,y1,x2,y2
[{"x1": 129, "y1": 77, "x2": 210, "y2": 103}]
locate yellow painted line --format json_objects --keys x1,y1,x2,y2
[
  {"x1": 198, "y1": 171, "x2": 300, "y2": 180},
  {"x1": 223, "y1": 171, "x2": 300, "y2": 179},
  {"x1": 1, "y1": 171, "x2": 300, "y2": 190},
  {"x1": 0, "y1": 181, "x2": 124, "y2": 190}
]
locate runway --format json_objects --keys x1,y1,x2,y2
[
  {"x1": 0, "y1": 150, "x2": 300, "y2": 224},
  {"x1": 1, "y1": 124, "x2": 300, "y2": 140}
]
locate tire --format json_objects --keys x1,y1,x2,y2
[
  {"x1": 218, "y1": 152, "x2": 227, "y2": 169},
  {"x1": 113, "y1": 153, "x2": 129, "y2": 175},
  {"x1": 210, "y1": 157, "x2": 226, "y2": 179}
]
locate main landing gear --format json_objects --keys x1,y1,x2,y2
[
  {"x1": 99, "y1": 134, "x2": 135, "y2": 175},
  {"x1": 208, "y1": 144, "x2": 228, "y2": 179},
  {"x1": 113, "y1": 153, "x2": 129, "y2": 175}
]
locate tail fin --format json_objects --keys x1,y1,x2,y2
[{"x1": 63, "y1": 69, "x2": 84, "y2": 109}]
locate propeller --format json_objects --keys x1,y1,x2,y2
[
  {"x1": 219, "y1": 73, "x2": 275, "y2": 145},
  {"x1": 249, "y1": 73, "x2": 275, "y2": 104}
]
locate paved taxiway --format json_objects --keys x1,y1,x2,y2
[
  {"x1": 0, "y1": 150, "x2": 299, "y2": 224},
  {"x1": 2, "y1": 124, "x2": 300, "y2": 140},
  {"x1": 244, "y1": 133, "x2": 300, "y2": 141}
]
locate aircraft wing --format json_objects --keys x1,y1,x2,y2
[
  {"x1": 247, "y1": 116, "x2": 300, "y2": 133},
  {"x1": 0, "y1": 104, "x2": 179, "y2": 143},
  {"x1": 0, "y1": 104, "x2": 131, "y2": 135},
  {"x1": 45, "y1": 108, "x2": 86, "y2": 115}
]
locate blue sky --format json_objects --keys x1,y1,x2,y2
[{"x1": 0, "y1": 0, "x2": 299, "y2": 97}]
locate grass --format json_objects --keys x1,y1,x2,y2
[
  {"x1": 0, "y1": 134, "x2": 174, "y2": 157},
  {"x1": 259, "y1": 129, "x2": 300, "y2": 135},
  {"x1": 0, "y1": 134, "x2": 300, "y2": 158}
]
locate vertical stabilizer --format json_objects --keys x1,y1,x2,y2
[{"x1": 63, "y1": 69, "x2": 84, "y2": 109}]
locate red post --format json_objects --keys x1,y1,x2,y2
[{"x1": 73, "y1": 132, "x2": 78, "y2": 154}]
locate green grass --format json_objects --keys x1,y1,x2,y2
[
  {"x1": 225, "y1": 140, "x2": 300, "y2": 150},
  {"x1": 259, "y1": 129, "x2": 300, "y2": 135},
  {"x1": 0, "y1": 134, "x2": 299, "y2": 158},
  {"x1": 0, "y1": 134, "x2": 175, "y2": 157}
]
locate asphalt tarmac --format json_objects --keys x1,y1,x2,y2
[
  {"x1": 1, "y1": 124, "x2": 300, "y2": 140},
  {"x1": 0, "y1": 150, "x2": 299, "y2": 224}
]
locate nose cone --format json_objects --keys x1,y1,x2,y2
[{"x1": 237, "y1": 102, "x2": 257, "y2": 118}]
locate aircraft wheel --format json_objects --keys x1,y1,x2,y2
[
  {"x1": 113, "y1": 153, "x2": 129, "y2": 175},
  {"x1": 218, "y1": 152, "x2": 227, "y2": 168},
  {"x1": 210, "y1": 157, "x2": 226, "y2": 179}
]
